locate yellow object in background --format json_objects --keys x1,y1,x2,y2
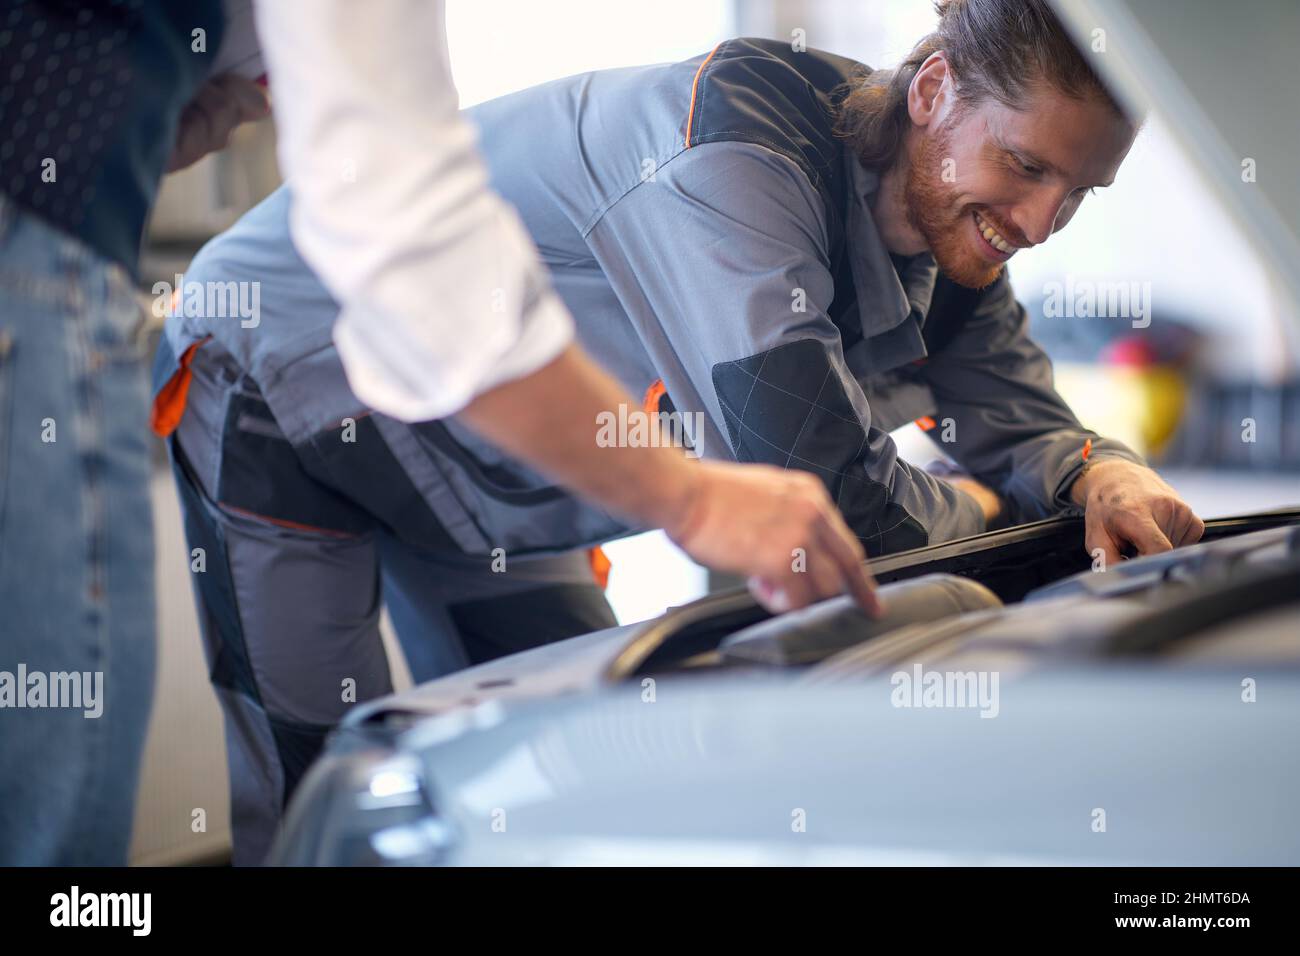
[{"x1": 1055, "y1": 362, "x2": 1189, "y2": 460}]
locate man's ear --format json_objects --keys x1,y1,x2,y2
[{"x1": 907, "y1": 51, "x2": 954, "y2": 129}]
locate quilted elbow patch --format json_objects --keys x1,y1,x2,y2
[{"x1": 711, "y1": 339, "x2": 928, "y2": 555}]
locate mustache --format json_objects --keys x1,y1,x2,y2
[{"x1": 970, "y1": 206, "x2": 1030, "y2": 249}]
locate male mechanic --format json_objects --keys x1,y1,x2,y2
[{"x1": 157, "y1": 0, "x2": 1201, "y2": 861}]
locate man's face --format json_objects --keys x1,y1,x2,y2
[{"x1": 903, "y1": 82, "x2": 1136, "y2": 288}]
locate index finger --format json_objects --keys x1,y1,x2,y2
[
  {"x1": 1084, "y1": 518, "x2": 1124, "y2": 570},
  {"x1": 815, "y1": 512, "x2": 883, "y2": 618}
]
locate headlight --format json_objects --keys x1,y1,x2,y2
[{"x1": 271, "y1": 750, "x2": 457, "y2": 866}]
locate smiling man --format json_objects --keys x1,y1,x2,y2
[{"x1": 827, "y1": 0, "x2": 1205, "y2": 560}]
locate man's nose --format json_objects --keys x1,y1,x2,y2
[{"x1": 1011, "y1": 186, "x2": 1074, "y2": 247}]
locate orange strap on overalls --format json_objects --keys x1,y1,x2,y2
[
  {"x1": 643, "y1": 378, "x2": 666, "y2": 415},
  {"x1": 588, "y1": 546, "x2": 612, "y2": 590},
  {"x1": 150, "y1": 336, "x2": 210, "y2": 438}
]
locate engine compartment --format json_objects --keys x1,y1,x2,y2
[{"x1": 619, "y1": 510, "x2": 1300, "y2": 678}]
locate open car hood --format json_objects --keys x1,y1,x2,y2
[
  {"x1": 1052, "y1": 0, "x2": 1300, "y2": 322},
  {"x1": 343, "y1": 508, "x2": 1300, "y2": 730}
]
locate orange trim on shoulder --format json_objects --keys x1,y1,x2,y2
[
  {"x1": 150, "y1": 336, "x2": 211, "y2": 438},
  {"x1": 642, "y1": 378, "x2": 667, "y2": 416},
  {"x1": 915, "y1": 415, "x2": 937, "y2": 432},
  {"x1": 685, "y1": 42, "x2": 724, "y2": 148},
  {"x1": 588, "y1": 545, "x2": 612, "y2": 591},
  {"x1": 1082, "y1": 438, "x2": 1093, "y2": 461}
]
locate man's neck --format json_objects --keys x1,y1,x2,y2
[{"x1": 869, "y1": 142, "x2": 930, "y2": 257}]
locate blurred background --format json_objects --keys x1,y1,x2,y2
[{"x1": 133, "y1": 0, "x2": 1299, "y2": 863}]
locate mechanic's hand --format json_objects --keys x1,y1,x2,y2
[
  {"x1": 167, "y1": 74, "x2": 270, "y2": 173},
  {"x1": 664, "y1": 461, "x2": 883, "y2": 617},
  {"x1": 1070, "y1": 457, "x2": 1204, "y2": 565},
  {"x1": 947, "y1": 475, "x2": 1004, "y2": 527}
]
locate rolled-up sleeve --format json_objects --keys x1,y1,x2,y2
[
  {"x1": 586, "y1": 141, "x2": 985, "y2": 554},
  {"x1": 920, "y1": 272, "x2": 1147, "y2": 522},
  {"x1": 253, "y1": 0, "x2": 573, "y2": 422}
]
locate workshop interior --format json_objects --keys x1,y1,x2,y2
[{"x1": 1, "y1": 0, "x2": 1297, "y2": 880}]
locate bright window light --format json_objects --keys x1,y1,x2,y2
[{"x1": 446, "y1": 0, "x2": 735, "y2": 108}]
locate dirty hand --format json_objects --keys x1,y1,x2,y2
[{"x1": 1071, "y1": 457, "x2": 1204, "y2": 565}]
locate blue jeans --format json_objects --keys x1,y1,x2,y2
[{"x1": 0, "y1": 197, "x2": 156, "y2": 865}]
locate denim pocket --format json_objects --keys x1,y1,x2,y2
[{"x1": 83, "y1": 270, "x2": 148, "y2": 367}]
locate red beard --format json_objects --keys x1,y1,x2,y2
[{"x1": 903, "y1": 128, "x2": 1006, "y2": 290}]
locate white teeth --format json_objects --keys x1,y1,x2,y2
[{"x1": 975, "y1": 212, "x2": 1016, "y2": 254}]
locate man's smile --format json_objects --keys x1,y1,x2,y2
[{"x1": 972, "y1": 210, "x2": 1020, "y2": 261}]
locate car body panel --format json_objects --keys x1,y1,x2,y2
[{"x1": 280, "y1": 669, "x2": 1300, "y2": 866}]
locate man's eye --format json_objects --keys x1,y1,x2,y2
[{"x1": 1014, "y1": 158, "x2": 1042, "y2": 177}]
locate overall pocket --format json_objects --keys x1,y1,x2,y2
[{"x1": 217, "y1": 389, "x2": 374, "y2": 537}]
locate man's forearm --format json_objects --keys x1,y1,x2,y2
[{"x1": 455, "y1": 343, "x2": 699, "y2": 532}]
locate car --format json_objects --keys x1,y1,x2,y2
[{"x1": 270, "y1": 509, "x2": 1300, "y2": 865}]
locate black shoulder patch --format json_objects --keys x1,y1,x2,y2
[
  {"x1": 688, "y1": 38, "x2": 863, "y2": 215},
  {"x1": 712, "y1": 339, "x2": 928, "y2": 555}
]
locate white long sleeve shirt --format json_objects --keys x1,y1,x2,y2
[{"x1": 252, "y1": 0, "x2": 575, "y2": 421}]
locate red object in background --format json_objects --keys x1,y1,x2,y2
[{"x1": 1103, "y1": 336, "x2": 1158, "y2": 368}]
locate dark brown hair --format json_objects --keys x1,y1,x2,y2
[{"x1": 835, "y1": 0, "x2": 1127, "y2": 170}]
